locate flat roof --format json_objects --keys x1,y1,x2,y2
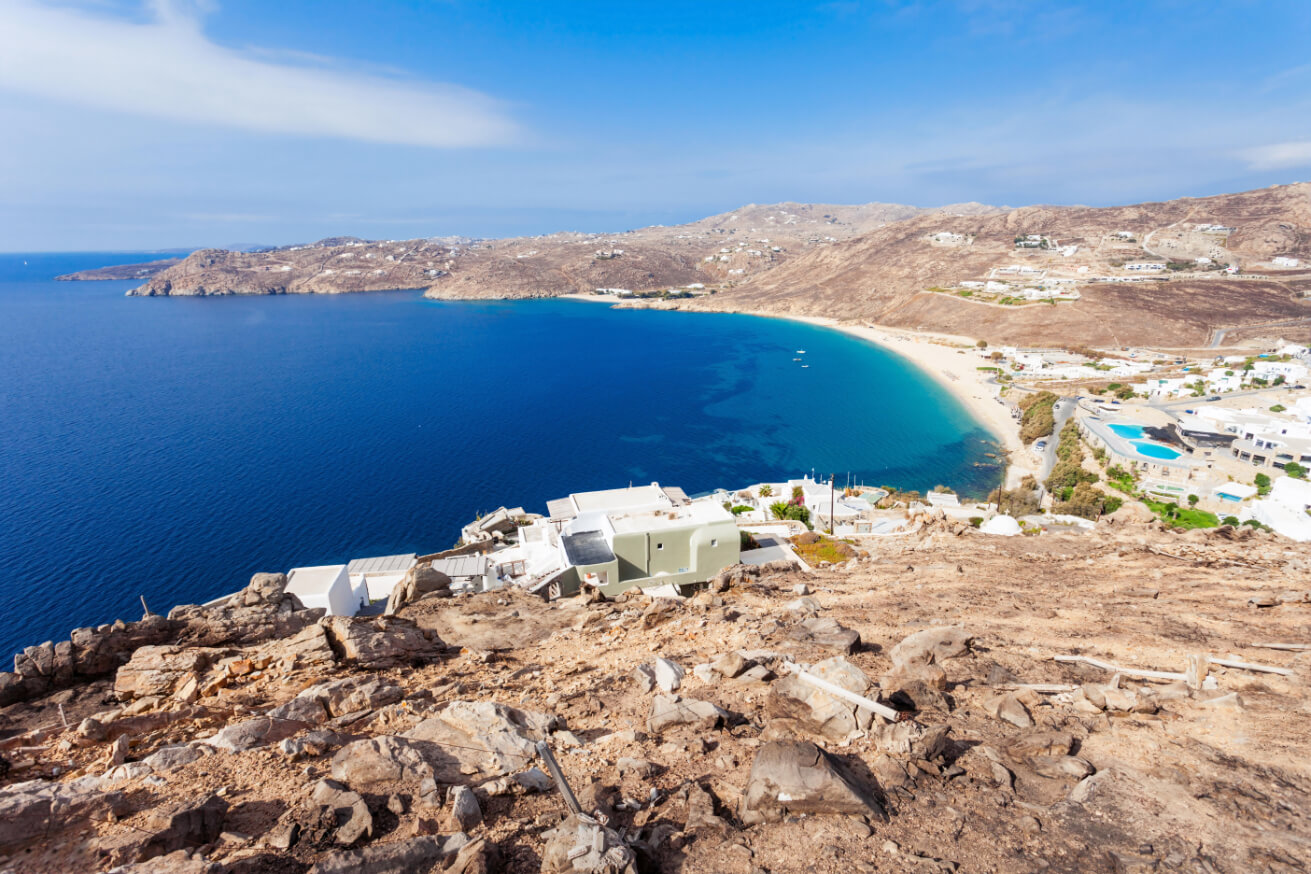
[
  {"x1": 572, "y1": 484, "x2": 668, "y2": 514},
  {"x1": 609, "y1": 501, "x2": 732, "y2": 534},
  {"x1": 347, "y1": 554, "x2": 417, "y2": 575},
  {"x1": 561, "y1": 531, "x2": 615, "y2": 566},
  {"x1": 430, "y1": 555, "x2": 488, "y2": 578}
]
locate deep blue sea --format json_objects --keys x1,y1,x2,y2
[{"x1": 0, "y1": 252, "x2": 1001, "y2": 659}]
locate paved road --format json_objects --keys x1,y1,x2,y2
[
  {"x1": 1036, "y1": 398, "x2": 1076, "y2": 483},
  {"x1": 1147, "y1": 382, "x2": 1304, "y2": 411},
  {"x1": 1210, "y1": 317, "x2": 1311, "y2": 348}
]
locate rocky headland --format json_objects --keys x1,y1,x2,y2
[{"x1": 2, "y1": 510, "x2": 1309, "y2": 873}]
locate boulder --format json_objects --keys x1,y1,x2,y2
[
  {"x1": 983, "y1": 692, "x2": 1033, "y2": 728},
  {"x1": 446, "y1": 785, "x2": 482, "y2": 831},
  {"x1": 386, "y1": 564, "x2": 453, "y2": 614},
  {"x1": 278, "y1": 676, "x2": 405, "y2": 722},
  {"x1": 142, "y1": 744, "x2": 203, "y2": 773},
  {"x1": 320, "y1": 616, "x2": 440, "y2": 668},
  {"x1": 330, "y1": 736, "x2": 442, "y2": 789},
  {"x1": 540, "y1": 813, "x2": 637, "y2": 874},
  {"x1": 262, "y1": 623, "x2": 337, "y2": 669},
  {"x1": 113, "y1": 646, "x2": 222, "y2": 700},
  {"x1": 767, "y1": 656, "x2": 874, "y2": 740},
  {"x1": 633, "y1": 664, "x2": 656, "y2": 693},
  {"x1": 0, "y1": 776, "x2": 130, "y2": 851},
  {"x1": 242, "y1": 572, "x2": 289, "y2": 607},
  {"x1": 740, "y1": 741, "x2": 885, "y2": 825},
  {"x1": 402, "y1": 701, "x2": 558, "y2": 780},
  {"x1": 888, "y1": 627, "x2": 972, "y2": 668},
  {"x1": 307, "y1": 834, "x2": 470, "y2": 874},
  {"x1": 653, "y1": 658, "x2": 685, "y2": 693},
  {"x1": 712, "y1": 651, "x2": 752, "y2": 679},
  {"x1": 308, "y1": 779, "x2": 373, "y2": 845},
  {"x1": 790, "y1": 616, "x2": 861, "y2": 653},
  {"x1": 647, "y1": 695, "x2": 730, "y2": 732},
  {"x1": 207, "y1": 716, "x2": 308, "y2": 753},
  {"x1": 136, "y1": 794, "x2": 228, "y2": 862}
]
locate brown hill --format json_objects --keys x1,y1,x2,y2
[
  {"x1": 122, "y1": 184, "x2": 1311, "y2": 347},
  {"x1": 692, "y1": 183, "x2": 1311, "y2": 347}
]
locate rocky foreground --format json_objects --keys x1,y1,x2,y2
[{"x1": 1, "y1": 514, "x2": 1309, "y2": 874}]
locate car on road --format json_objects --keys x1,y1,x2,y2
[{"x1": 1208, "y1": 396, "x2": 1221, "y2": 401}]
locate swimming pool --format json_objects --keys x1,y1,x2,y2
[
  {"x1": 1108, "y1": 423, "x2": 1145, "y2": 439},
  {"x1": 1130, "y1": 440, "x2": 1183, "y2": 460}
]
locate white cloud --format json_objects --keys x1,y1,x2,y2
[
  {"x1": 1241, "y1": 141, "x2": 1311, "y2": 171},
  {"x1": 0, "y1": 0, "x2": 518, "y2": 147}
]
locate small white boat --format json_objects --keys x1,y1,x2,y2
[
  {"x1": 793, "y1": 357, "x2": 801, "y2": 361},
  {"x1": 796, "y1": 349, "x2": 806, "y2": 354},
  {"x1": 801, "y1": 364, "x2": 809, "y2": 368}
]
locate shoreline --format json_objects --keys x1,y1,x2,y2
[
  {"x1": 790, "y1": 316, "x2": 1035, "y2": 490},
  {"x1": 601, "y1": 297, "x2": 1033, "y2": 490}
]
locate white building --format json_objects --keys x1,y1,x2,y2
[
  {"x1": 347, "y1": 554, "x2": 417, "y2": 604},
  {"x1": 286, "y1": 564, "x2": 359, "y2": 616},
  {"x1": 1124, "y1": 262, "x2": 1167, "y2": 272},
  {"x1": 430, "y1": 554, "x2": 497, "y2": 593},
  {"x1": 1272, "y1": 256, "x2": 1300, "y2": 268},
  {"x1": 1250, "y1": 477, "x2": 1311, "y2": 542}
]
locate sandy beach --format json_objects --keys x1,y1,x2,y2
[{"x1": 784, "y1": 315, "x2": 1035, "y2": 489}]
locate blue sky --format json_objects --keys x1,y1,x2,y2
[{"x1": 2, "y1": 0, "x2": 1310, "y2": 250}]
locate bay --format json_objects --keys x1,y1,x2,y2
[{"x1": 0, "y1": 252, "x2": 1001, "y2": 658}]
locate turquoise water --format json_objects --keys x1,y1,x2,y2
[
  {"x1": 1130, "y1": 440, "x2": 1183, "y2": 460},
  {"x1": 0, "y1": 252, "x2": 1002, "y2": 658},
  {"x1": 1108, "y1": 423, "x2": 1145, "y2": 439}
]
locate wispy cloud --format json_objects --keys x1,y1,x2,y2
[
  {"x1": 0, "y1": 0, "x2": 518, "y2": 147},
  {"x1": 1240, "y1": 141, "x2": 1311, "y2": 171}
]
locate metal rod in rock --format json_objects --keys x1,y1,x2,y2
[
  {"x1": 140, "y1": 595, "x2": 152, "y2": 618},
  {"x1": 536, "y1": 740, "x2": 582, "y2": 816}
]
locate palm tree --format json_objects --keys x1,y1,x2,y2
[{"x1": 758, "y1": 484, "x2": 773, "y2": 498}]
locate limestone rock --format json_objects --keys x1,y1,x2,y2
[
  {"x1": 889, "y1": 627, "x2": 972, "y2": 668},
  {"x1": 540, "y1": 813, "x2": 637, "y2": 874},
  {"x1": 320, "y1": 616, "x2": 440, "y2": 668},
  {"x1": 653, "y1": 657, "x2": 685, "y2": 693},
  {"x1": 0, "y1": 776, "x2": 130, "y2": 850},
  {"x1": 767, "y1": 656, "x2": 873, "y2": 740},
  {"x1": 983, "y1": 692, "x2": 1033, "y2": 728},
  {"x1": 113, "y1": 646, "x2": 221, "y2": 701},
  {"x1": 447, "y1": 785, "x2": 483, "y2": 831},
  {"x1": 647, "y1": 695, "x2": 730, "y2": 732},
  {"x1": 740, "y1": 740, "x2": 885, "y2": 825},
  {"x1": 207, "y1": 716, "x2": 307, "y2": 752},
  {"x1": 143, "y1": 744, "x2": 203, "y2": 773},
  {"x1": 137, "y1": 793, "x2": 228, "y2": 862},
  {"x1": 330, "y1": 736, "x2": 441, "y2": 789},
  {"x1": 790, "y1": 616, "x2": 861, "y2": 653},
  {"x1": 307, "y1": 833, "x2": 470, "y2": 874},
  {"x1": 712, "y1": 651, "x2": 752, "y2": 679},
  {"x1": 310, "y1": 779, "x2": 373, "y2": 845},
  {"x1": 385, "y1": 564, "x2": 453, "y2": 614}
]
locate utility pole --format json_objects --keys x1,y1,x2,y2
[{"x1": 830, "y1": 473, "x2": 835, "y2": 536}]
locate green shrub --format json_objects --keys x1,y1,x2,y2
[
  {"x1": 1255, "y1": 473, "x2": 1272, "y2": 495},
  {"x1": 969, "y1": 516, "x2": 984, "y2": 527},
  {"x1": 729, "y1": 505, "x2": 754, "y2": 515},
  {"x1": 1285, "y1": 462, "x2": 1307, "y2": 480},
  {"x1": 1222, "y1": 515, "x2": 1240, "y2": 527}
]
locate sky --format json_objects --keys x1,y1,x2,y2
[{"x1": 2, "y1": 0, "x2": 1310, "y2": 250}]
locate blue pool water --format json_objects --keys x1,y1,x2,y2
[
  {"x1": 1108, "y1": 423, "x2": 1145, "y2": 439},
  {"x1": 1130, "y1": 440, "x2": 1183, "y2": 460},
  {"x1": 0, "y1": 252, "x2": 1003, "y2": 658}
]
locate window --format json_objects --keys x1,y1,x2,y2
[
  {"x1": 710, "y1": 539, "x2": 718, "y2": 547},
  {"x1": 656, "y1": 542, "x2": 663, "y2": 550}
]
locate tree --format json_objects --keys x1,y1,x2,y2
[
  {"x1": 758, "y1": 484, "x2": 773, "y2": 497},
  {"x1": 1222, "y1": 516, "x2": 1240, "y2": 527},
  {"x1": 1285, "y1": 462, "x2": 1308, "y2": 480},
  {"x1": 1255, "y1": 472, "x2": 1272, "y2": 496},
  {"x1": 1187, "y1": 494, "x2": 1199, "y2": 507}
]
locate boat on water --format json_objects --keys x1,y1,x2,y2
[
  {"x1": 801, "y1": 364, "x2": 809, "y2": 368},
  {"x1": 792, "y1": 357, "x2": 801, "y2": 361},
  {"x1": 796, "y1": 349, "x2": 806, "y2": 354}
]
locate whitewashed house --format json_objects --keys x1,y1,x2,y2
[
  {"x1": 347, "y1": 554, "x2": 418, "y2": 604},
  {"x1": 286, "y1": 564, "x2": 359, "y2": 616}
]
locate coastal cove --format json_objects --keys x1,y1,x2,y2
[{"x1": 0, "y1": 253, "x2": 1002, "y2": 659}]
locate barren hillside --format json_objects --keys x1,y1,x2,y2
[
  {"x1": 1, "y1": 515, "x2": 1307, "y2": 873},
  {"x1": 692, "y1": 183, "x2": 1311, "y2": 347}
]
